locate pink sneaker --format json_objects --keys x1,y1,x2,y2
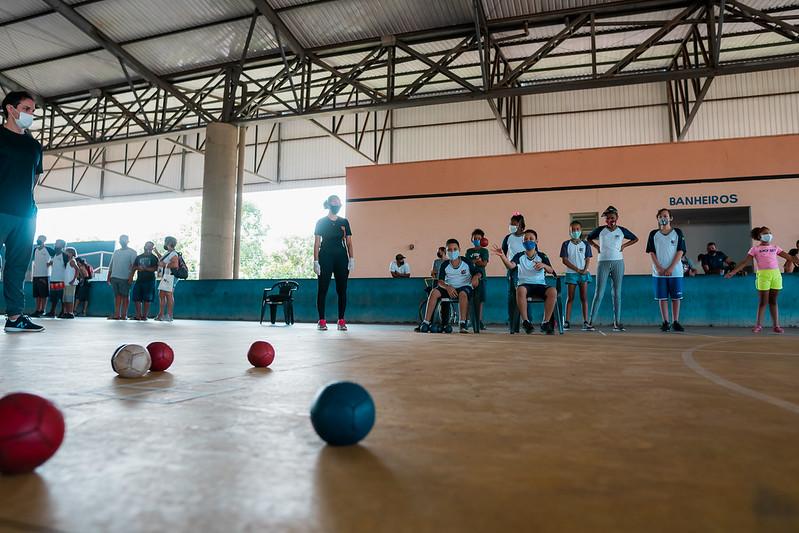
[
  {"x1": 774, "y1": 326, "x2": 785, "y2": 334},
  {"x1": 317, "y1": 320, "x2": 328, "y2": 331},
  {"x1": 337, "y1": 319, "x2": 348, "y2": 331},
  {"x1": 752, "y1": 325, "x2": 763, "y2": 333}
]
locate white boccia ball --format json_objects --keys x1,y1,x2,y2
[{"x1": 111, "y1": 344, "x2": 152, "y2": 378}]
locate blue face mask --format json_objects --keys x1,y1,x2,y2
[
  {"x1": 472, "y1": 239, "x2": 481, "y2": 247},
  {"x1": 570, "y1": 231, "x2": 581, "y2": 240},
  {"x1": 329, "y1": 205, "x2": 341, "y2": 215},
  {"x1": 448, "y1": 250, "x2": 460, "y2": 261},
  {"x1": 523, "y1": 241, "x2": 537, "y2": 251}
]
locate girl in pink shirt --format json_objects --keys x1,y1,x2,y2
[{"x1": 726, "y1": 226, "x2": 799, "y2": 333}]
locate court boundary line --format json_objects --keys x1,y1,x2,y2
[{"x1": 682, "y1": 342, "x2": 799, "y2": 415}]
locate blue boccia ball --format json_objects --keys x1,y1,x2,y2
[{"x1": 310, "y1": 381, "x2": 375, "y2": 446}]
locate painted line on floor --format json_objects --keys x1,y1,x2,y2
[{"x1": 682, "y1": 343, "x2": 799, "y2": 415}]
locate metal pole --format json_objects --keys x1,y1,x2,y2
[{"x1": 232, "y1": 126, "x2": 246, "y2": 279}]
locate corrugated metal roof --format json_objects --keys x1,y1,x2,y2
[
  {"x1": 280, "y1": 0, "x2": 474, "y2": 48},
  {"x1": 6, "y1": 49, "x2": 124, "y2": 96},
  {"x1": 75, "y1": 0, "x2": 256, "y2": 43},
  {"x1": 0, "y1": 1, "x2": 49, "y2": 24},
  {"x1": 482, "y1": 0, "x2": 630, "y2": 20},
  {"x1": 124, "y1": 17, "x2": 279, "y2": 75},
  {"x1": 0, "y1": 12, "x2": 98, "y2": 69}
]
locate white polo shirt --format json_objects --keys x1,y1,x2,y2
[
  {"x1": 587, "y1": 226, "x2": 637, "y2": 262},
  {"x1": 559, "y1": 239, "x2": 592, "y2": 273},
  {"x1": 438, "y1": 258, "x2": 477, "y2": 289},
  {"x1": 502, "y1": 233, "x2": 526, "y2": 259},
  {"x1": 646, "y1": 228, "x2": 687, "y2": 278},
  {"x1": 389, "y1": 261, "x2": 410, "y2": 275}
]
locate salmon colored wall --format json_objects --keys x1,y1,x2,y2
[
  {"x1": 346, "y1": 135, "x2": 799, "y2": 278},
  {"x1": 348, "y1": 134, "x2": 799, "y2": 200}
]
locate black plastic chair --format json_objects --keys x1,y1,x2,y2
[
  {"x1": 260, "y1": 281, "x2": 299, "y2": 325},
  {"x1": 509, "y1": 276, "x2": 564, "y2": 335}
]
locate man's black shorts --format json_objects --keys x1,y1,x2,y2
[
  {"x1": 32, "y1": 277, "x2": 49, "y2": 298},
  {"x1": 518, "y1": 283, "x2": 549, "y2": 299}
]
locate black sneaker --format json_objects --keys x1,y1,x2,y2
[
  {"x1": 672, "y1": 321, "x2": 685, "y2": 332},
  {"x1": 522, "y1": 320, "x2": 534, "y2": 334},
  {"x1": 479, "y1": 321, "x2": 486, "y2": 331},
  {"x1": 563, "y1": 321, "x2": 570, "y2": 331},
  {"x1": 30, "y1": 310, "x2": 44, "y2": 318},
  {"x1": 419, "y1": 322, "x2": 430, "y2": 333},
  {"x1": 541, "y1": 322, "x2": 555, "y2": 335},
  {"x1": 62, "y1": 313, "x2": 75, "y2": 320},
  {"x1": 613, "y1": 323, "x2": 626, "y2": 332},
  {"x1": 459, "y1": 322, "x2": 469, "y2": 334},
  {"x1": 44, "y1": 312, "x2": 55, "y2": 318},
  {"x1": 582, "y1": 322, "x2": 594, "y2": 331},
  {"x1": 4, "y1": 315, "x2": 45, "y2": 333},
  {"x1": 660, "y1": 321, "x2": 670, "y2": 332}
]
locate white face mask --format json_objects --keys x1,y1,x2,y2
[
  {"x1": 760, "y1": 233, "x2": 773, "y2": 243},
  {"x1": 16, "y1": 110, "x2": 34, "y2": 130},
  {"x1": 509, "y1": 225, "x2": 517, "y2": 234}
]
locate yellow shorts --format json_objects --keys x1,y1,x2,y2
[{"x1": 755, "y1": 269, "x2": 782, "y2": 291}]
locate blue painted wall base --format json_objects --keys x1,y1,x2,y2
[{"x1": 2, "y1": 275, "x2": 797, "y2": 327}]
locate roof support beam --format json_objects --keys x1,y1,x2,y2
[
  {"x1": 41, "y1": 0, "x2": 214, "y2": 122},
  {"x1": 250, "y1": 0, "x2": 306, "y2": 58}
]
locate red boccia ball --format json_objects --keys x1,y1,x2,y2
[
  {"x1": 147, "y1": 342, "x2": 174, "y2": 372},
  {"x1": 248, "y1": 341, "x2": 275, "y2": 368},
  {"x1": 0, "y1": 393, "x2": 65, "y2": 475},
  {"x1": 480, "y1": 237, "x2": 489, "y2": 248}
]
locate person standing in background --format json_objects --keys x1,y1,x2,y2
[
  {"x1": 1, "y1": 91, "x2": 44, "y2": 332},
  {"x1": 156, "y1": 237, "x2": 180, "y2": 322},
  {"x1": 313, "y1": 195, "x2": 354, "y2": 331},
  {"x1": 61, "y1": 247, "x2": 80, "y2": 319},
  {"x1": 645, "y1": 208, "x2": 687, "y2": 333},
  {"x1": 431, "y1": 247, "x2": 446, "y2": 278},
  {"x1": 30, "y1": 235, "x2": 52, "y2": 317},
  {"x1": 131, "y1": 241, "x2": 160, "y2": 321},
  {"x1": 586, "y1": 206, "x2": 639, "y2": 332},
  {"x1": 501, "y1": 212, "x2": 527, "y2": 328},
  {"x1": 74, "y1": 256, "x2": 93, "y2": 316},
  {"x1": 45, "y1": 239, "x2": 67, "y2": 318},
  {"x1": 465, "y1": 228, "x2": 490, "y2": 330},
  {"x1": 107, "y1": 235, "x2": 137, "y2": 320}
]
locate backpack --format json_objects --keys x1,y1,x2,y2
[
  {"x1": 169, "y1": 251, "x2": 189, "y2": 280},
  {"x1": 83, "y1": 262, "x2": 94, "y2": 280}
]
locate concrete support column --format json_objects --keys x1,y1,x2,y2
[{"x1": 199, "y1": 122, "x2": 238, "y2": 279}]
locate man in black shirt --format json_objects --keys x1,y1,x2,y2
[
  {"x1": 698, "y1": 242, "x2": 734, "y2": 275},
  {"x1": 131, "y1": 241, "x2": 160, "y2": 321},
  {"x1": 1, "y1": 91, "x2": 44, "y2": 333}
]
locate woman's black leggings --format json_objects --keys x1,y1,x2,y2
[{"x1": 317, "y1": 252, "x2": 349, "y2": 320}]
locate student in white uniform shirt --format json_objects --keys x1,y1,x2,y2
[
  {"x1": 417, "y1": 238, "x2": 481, "y2": 334},
  {"x1": 493, "y1": 229, "x2": 558, "y2": 335},
  {"x1": 646, "y1": 208, "x2": 687, "y2": 332},
  {"x1": 559, "y1": 221, "x2": 593, "y2": 331},
  {"x1": 586, "y1": 206, "x2": 638, "y2": 332},
  {"x1": 389, "y1": 254, "x2": 411, "y2": 278},
  {"x1": 501, "y1": 212, "x2": 528, "y2": 326}
]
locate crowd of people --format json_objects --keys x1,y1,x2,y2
[
  {"x1": 26, "y1": 234, "x2": 184, "y2": 323},
  {"x1": 412, "y1": 206, "x2": 799, "y2": 335}
]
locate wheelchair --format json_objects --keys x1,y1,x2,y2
[{"x1": 418, "y1": 278, "x2": 480, "y2": 333}]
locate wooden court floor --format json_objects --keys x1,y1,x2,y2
[{"x1": 1, "y1": 320, "x2": 798, "y2": 533}]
